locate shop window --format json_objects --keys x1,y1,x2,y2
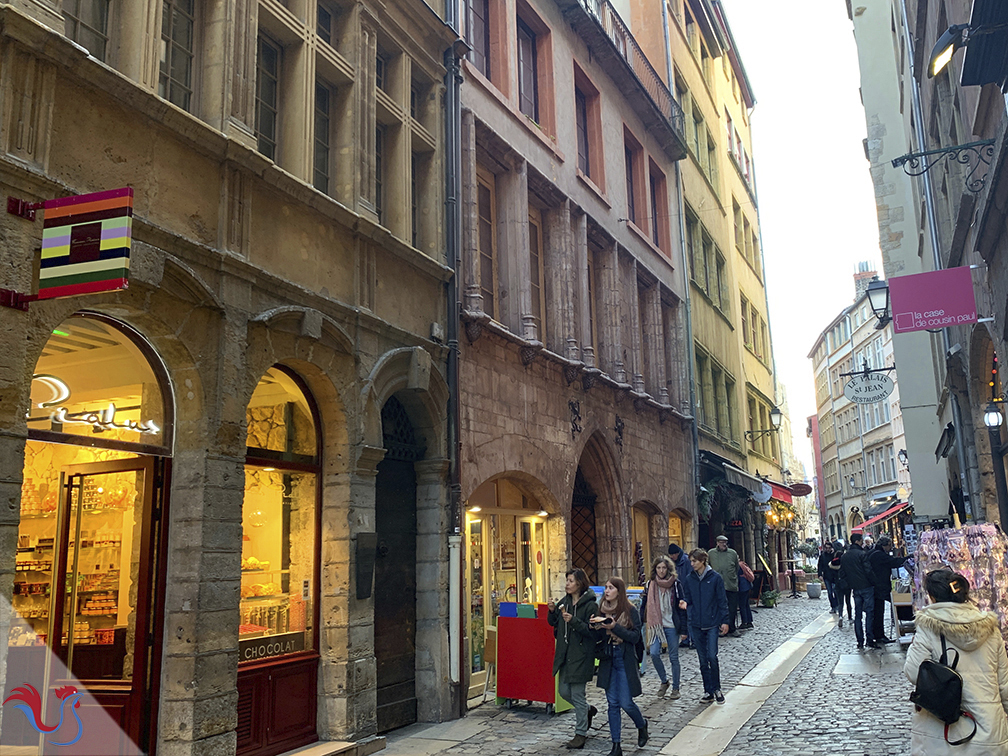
[
  {"x1": 241, "y1": 366, "x2": 320, "y2": 662},
  {"x1": 631, "y1": 505, "x2": 652, "y2": 585}
]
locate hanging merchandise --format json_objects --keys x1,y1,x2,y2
[{"x1": 914, "y1": 524, "x2": 1008, "y2": 644}]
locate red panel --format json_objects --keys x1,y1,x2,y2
[
  {"x1": 496, "y1": 613, "x2": 557, "y2": 704},
  {"x1": 268, "y1": 660, "x2": 317, "y2": 742},
  {"x1": 237, "y1": 655, "x2": 319, "y2": 756}
]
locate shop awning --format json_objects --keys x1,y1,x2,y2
[
  {"x1": 723, "y1": 464, "x2": 764, "y2": 494},
  {"x1": 769, "y1": 483, "x2": 792, "y2": 504},
  {"x1": 962, "y1": 0, "x2": 1008, "y2": 87},
  {"x1": 852, "y1": 501, "x2": 910, "y2": 532}
]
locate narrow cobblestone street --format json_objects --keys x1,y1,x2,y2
[{"x1": 384, "y1": 596, "x2": 913, "y2": 755}]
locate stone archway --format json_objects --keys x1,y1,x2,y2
[{"x1": 571, "y1": 431, "x2": 623, "y2": 584}]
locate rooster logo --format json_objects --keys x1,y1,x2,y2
[{"x1": 3, "y1": 684, "x2": 84, "y2": 746}]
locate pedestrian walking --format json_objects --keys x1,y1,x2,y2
[
  {"x1": 592, "y1": 577, "x2": 648, "y2": 756},
  {"x1": 708, "y1": 534, "x2": 741, "y2": 637},
  {"x1": 682, "y1": 548, "x2": 729, "y2": 704},
  {"x1": 839, "y1": 532, "x2": 877, "y2": 649},
  {"x1": 641, "y1": 556, "x2": 687, "y2": 699},
  {"x1": 737, "y1": 559, "x2": 754, "y2": 629},
  {"x1": 817, "y1": 541, "x2": 838, "y2": 613},
  {"x1": 904, "y1": 568, "x2": 1008, "y2": 754},
  {"x1": 829, "y1": 540, "x2": 853, "y2": 626},
  {"x1": 668, "y1": 542, "x2": 694, "y2": 648},
  {"x1": 868, "y1": 535, "x2": 908, "y2": 644},
  {"x1": 548, "y1": 568, "x2": 600, "y2": 750}
]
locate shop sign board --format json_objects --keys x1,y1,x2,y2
[
  {"x1": 755, "y1": 504, "x2": 771, "y2": 513},
  {"x1": 725, "y1": 519, "x2": 744, "y2": 532},
  {"x1": 239, "y1": 631, "x2": 305, "y2": 662},
  {"x1": 843, "y1": 372, "x2": 894, "y2": 404},
  {"x1": 889, "y1": 267, "x2": 977, "y2": 334}
]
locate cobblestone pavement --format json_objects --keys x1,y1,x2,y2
[{"x1": 383, "y1": 596, "x2": 914, "y2": 755}]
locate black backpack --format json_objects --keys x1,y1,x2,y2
[{"x1": 909, "y1": 634, "x2": 977, "y2": 745}]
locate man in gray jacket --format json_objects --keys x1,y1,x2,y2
[{"x1": 708, "y1": 535, "x2": 741, "y2": 636}]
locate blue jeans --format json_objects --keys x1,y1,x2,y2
[
  {"x1": 606, "y1": 648, "x2": 646, "y2": 743},
  {"x1": 824, "y1": 579, "x2": 838, "y2": 611},
  {"x1": 693, "y1": 626, "x2": 721, "y2": 694},
  {"x1": 853, "y1": 587, "x2": 875, "y2": 646},
  {"x1": 648, "y1": 627, "x2": 681, "y2": 688}
]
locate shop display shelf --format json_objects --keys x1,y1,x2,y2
[{"x1": 241, "y1": 594, "x2": 285, "y2": 602}]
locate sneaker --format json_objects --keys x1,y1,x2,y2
[
  {"x1": 668, "y1": 688, "x2": 680, "y2": 700},
  {"x1": 564, "y1": 735, "x2": 587, "y2": 750},
  {"x1": 587, "y1": 705, "x2": 598, "y2": 730},
  {"x1": 657, "y1": 682, "x2": 669, "y2": 696},
  {"x1": 700, "y1": 693, "x2": 715, "y2": 703},
  {"x1": 714, "y1": 690, "x2": 725, "y2": 704}
]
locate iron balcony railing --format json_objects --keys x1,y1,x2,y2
[{"x1": 580, "y1": 0, "x2": 685, "y2": 143}]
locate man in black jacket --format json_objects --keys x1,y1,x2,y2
[
  {"x1": 868, "y1": 535, "x2": 908, "y2": 644},
  {"x1": 817, "y1": 542, "x2": 837, "y2": 614},
  {"x1": 839, "y1": 533, "x2": 876, "y2": 649}
]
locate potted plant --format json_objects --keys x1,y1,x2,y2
[
  {"x1": 805, "y1": 580, "x2": 822, "y2": 599},
  {"x1": 760, "y1": 589, "x2": 781, "y2": 608}
]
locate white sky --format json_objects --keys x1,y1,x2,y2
[{"x1": 719, "y1": 0, "x2": 885, "y2": 476}]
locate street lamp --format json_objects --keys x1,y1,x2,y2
[
  {"x1": 898, "y1": 449, "x2": 909, "y2": 468},
  {"x1": 865, "y1": 277, "x2": 890, "y2": 328},
  {"x1": 928, "y1": 22, "x2": 1008, "y2": 79},
  {"x1": 982, "y1": 402, "x2": 1008, "y2": 528},
  {"x1": 745, "y1": 405, "x2": 783, "y2": 441}
]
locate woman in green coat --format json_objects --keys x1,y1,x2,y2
[{"x1": 548, "y1": 568, "x2": 599, "y2": 750}]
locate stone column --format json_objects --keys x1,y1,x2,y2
[
  {"x1": 601, "y1": 242, "x2": 623, "y2": 381},
  {"x1": 496, "y1": 159, "x2": 533, "y2": 339},
  {"x1": 544, "y1": 201, "x2": 575, "y2": 359},
  {"x1": 277, "y1": 37, "x2": 313, "y2": 183},
  {"x1": 117, "y1": 0, "x2": 160, "y2": 93},
  {"x1": 646, "y1": 286, "x2": 667, "y2": 402},
  {"x1": 359, "y1": 25, "x2": 379, "y2": 211},
  {"x1": 625, "y1": 258, "x2": 644, "y2": 392},
  {"x1": 413, "y1": 459, "x2": 450, "y2": 722},
  {"x1": 460, "y1": 109, "x2": 483, "y2": 314},
  {"x1": 573, "y1": 211, "x2": 594, "y2": 367}
]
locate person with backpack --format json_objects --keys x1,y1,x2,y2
[
  {"x1": 641, "y1": 556, "x2": 688, "y2": 698},
  {"x1": 592, "y1": 576, "x2": 648, "y2": 756},
  {"x1": 548, "y1": 568, "x2": 599, "y2": 750},
  {"x1": 904, "y1": 569, "x2": 1008, "y2": 754},
  {"x1": 682, "y1": 549, "x2": 730, "y2": 704}
]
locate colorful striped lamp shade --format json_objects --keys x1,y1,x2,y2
[{"x1": 38, "y1": 187, "x2": 133, "y2": 300}]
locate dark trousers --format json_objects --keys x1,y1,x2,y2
[
  {"x1": 839, "y1": 587, "x2": 852, "y2": 619},
  {"x1": 726, "y1": 590, "x2": 739, "y2": 632},
  {"x1": 873, "y1": 593, "x2": 888, "y2": 641},
  {"x1": 824, "y1": 579, "x2": 838, "y2": 611},
  {"x1": 693, "y1": 626, "x2": 721, "y2": 694},
  {"x1": 853, "y1": 587, "x2": 875, "y2": 646},
  {"x1": 737, "y1": 588, "x2": 753, "y2": 626}
]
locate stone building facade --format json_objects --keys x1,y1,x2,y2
[
  {"x1": 456, "y1": 0, "x2": 695, "y2": 699},
  {"x1": 0, "y1": 1, "x2": 458, "y2": 754}
]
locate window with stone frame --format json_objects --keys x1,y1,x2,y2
[
  {"x1": 159, "y1": 0, "x2": 197, "y2": 111},
  {"x1": 256, "y1": 35, "x2": 281, "y2": 161},
  {"x1": 467, "y1": 0, "x2": 492, "y2": 79},
  {"x1": 528, "y1": 205, "x2": 546, "y2": 341},
  {"x1": 476, "y1": 165, "x2": 499, "y2": 319},
  {"x1": 375, "y1": 124, "x2": 386, "y2": 223},
  {"x1": 573, "y1": 64, "x2": 604, "y2": 190},
  {"x1": 516, "y1": 18, "x2": 538, "y2": 122},
  {"x1": 648, "y1": 160, "x2": 671, "y2": 256},
  {"x1": 741, "y1": 293, "x2": 751, "y2": 347},
  {"x1": 313, "y1": 81, "x2": 331, "y2": 194},
  {"x1": 64, "y1": 0, "x2": 110, "y2": 61}
]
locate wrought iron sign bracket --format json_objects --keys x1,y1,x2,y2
[{"x1": 891, "y1": 139, "x2": 995, "y2": 193}]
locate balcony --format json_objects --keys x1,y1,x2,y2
[{"x1": 554, "y1": 0, "x2": 687, "y2": 161}]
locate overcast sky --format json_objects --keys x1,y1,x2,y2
[{"x1": 718, "y1": 0, "x2": 885, "y2": 476}]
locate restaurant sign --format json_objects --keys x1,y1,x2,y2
[
  {"x1": 239, "y1": 631, "x2": 305, "y2": 662},
  {"x1": 843, "y1": 372, "x2": 894, "y2": 404}
]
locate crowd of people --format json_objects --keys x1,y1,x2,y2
[{"x1": 547, "y1": 534, "x2": 758, "y2": 753}]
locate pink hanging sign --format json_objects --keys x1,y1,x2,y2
[{"x1": 889, "y1": 267, "x2": 977, "y2": 334}]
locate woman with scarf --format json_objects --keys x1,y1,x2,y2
[
  {"x1": 548, "y1": 568, "x2": 600, "y2": 750},
  {"x1": 642, "y1": 556, "x2": 687, "y2": 698},
  {"x1": 592, "y1": 576, "x2": 648, "y2": 756}
]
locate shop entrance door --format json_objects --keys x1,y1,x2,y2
[
  {"x1": 571, "y1": 469, "x2": 598, "y2": 586},
  {"x1": 5, "y1": 457, "x2": 164, "y2": 754}
]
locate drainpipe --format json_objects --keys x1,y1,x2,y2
[
  {"x1": 444, "y1": 17, "x2": 465, "y2": 713},
  {"x1": 899, "y1": 0, "x2": 976, "y2": 521}
]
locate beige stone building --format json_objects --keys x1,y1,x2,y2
[
  {"x1": 456, "y1": 0, "x2": 695, "y2": 699},
  {"x1": 0, "y1": 0, "x2": 460, "y2": 754}
]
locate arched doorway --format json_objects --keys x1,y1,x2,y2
[
  {"x1": 5, "y1": 313, "x2": 172, "y2": 754},
  {"x1": 236, "y1": 365, "x2": 322, "y2": 756},
  {"x1": 571, "y1": 433, "x2": 621, "y2": 582},
  {"x1": 374, "y1": 396, "x2": 425, "y2": 732},
  {"x1": 571, "y1": 468, "x2": 599, "y2": 586}
]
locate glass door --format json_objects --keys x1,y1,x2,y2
[
  {"x1": 517, "y1": 517, "x2": 548, "y2": 604},
  {"x1": 466, "y1": 516, "x2": 488, "y2": 700}
]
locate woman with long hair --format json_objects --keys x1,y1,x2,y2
[
  {"x1": 642, "y1": 555, "x2": 687, "y2": 698},
  {"x1": 904, "y1": 569, "x2": 1008, "y2": 754},
  {"x1": 548, "y1": 568, "x2": 599, "y2": 750},
  {"x1": 592, "y1": 576, "x2": 648, "y2": 756}
]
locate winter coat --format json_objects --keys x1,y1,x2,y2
[
  {"x1": 683, "y1": 566, "x2": 730, "y2": 630},
  {"x1": 709, "y1": 547, "x2": 740, "y2": 591},
  {"x1": 818, "y1": 551, "x2": 836, "y2": 582},
  {"x1": 839, "y1": 543, "x2": 873, "y2": 591},
  {"x1": 548, "y1": 590, "x2": 599, "y2": 683},
  {"x1": 593, "y1": 606, "x2": 643, "y2": 697},
  {"x1": 904, "y1": 602, "x2": 1008, "y2": 756},
  {"x1": 868, "y1": 546, "x2": 907, "y2": 598},
  {"x1": 640, "y1": 578, "x2": 688, "y2": 634},
  {"x1": 830, "y1": 550, "x2": 848, "y2": 593}
]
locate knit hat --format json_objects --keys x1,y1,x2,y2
[{"x1": 668, "y1": 542, "x2": 682, "y2": 556}]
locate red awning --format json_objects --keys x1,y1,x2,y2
[
  {"x1": 852, "y1": 501, "x2": 910, "y2": 532},
  {"x1": 769, "y1": 483, "x2": 792, "y2": 504}
]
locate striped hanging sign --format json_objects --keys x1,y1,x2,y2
[{"x1": 38, "y1": 187, "x2": 133, "y2": 300}]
